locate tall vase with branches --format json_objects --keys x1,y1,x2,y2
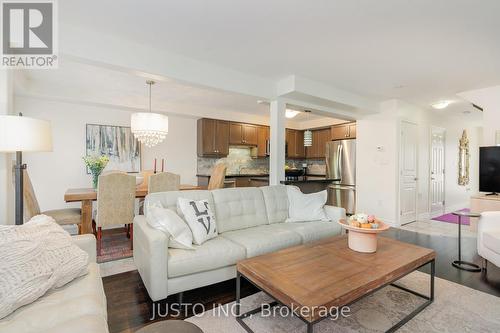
[{"x1": 83, "y1": 155, "x2": 109, "y2": 189}]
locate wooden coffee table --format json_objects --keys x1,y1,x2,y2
[{"x1": 236, "y1": 235, "x2": 435, "y2": 333}]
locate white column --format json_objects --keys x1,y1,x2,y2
[
  {"x1": 269, "y1": 99, "x2": 286, "y2": 185},
  {"x1": 0, "y1": 70, "x2": 14, "y2": 225}
]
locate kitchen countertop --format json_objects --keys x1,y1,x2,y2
[
  {"x1": 197, "y1": 173, "x2": 269, "y2": 178},
  {"x1": 280, "y1": 178, "x2": 340, "y2": 185}
]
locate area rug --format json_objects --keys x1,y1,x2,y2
[
  {"x1": 97, "y1": 228, "x2": 133, "y2": 263},
  {"x1": 432, "y1": 208, "x2": 470, "y2": 225},
  {"x1": 185, "y1": 271, "x2": 500, "y2": 332}
]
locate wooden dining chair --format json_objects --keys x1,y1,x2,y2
[
  {"x1": 93, "y1": 172, "x2": 135, "y2": 255},
  {"x1": 148, "y1": 172, "x2": 180, "y2": 193},
  {"x1": 208, "y1": 163, "x2": 227, "y2": 190},
  {"x1": 23, "y1": 170, "x2": 82, "y2": 232}
]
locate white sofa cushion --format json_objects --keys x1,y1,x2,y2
[
  {"x1": 212, "y1": 187, "x2": 269, "y2": 233},
  {"x1": 144, "y1": 190, "x2": 214, "y2": 219},
  {"x1": 177, "y1": 198, "x2": 218, "y2": 245},
  {"x1": 275, "y1": 221, "x2": 341, "y2": 243},
  {"x1": 286, "y1": 186, "x2": 328, "y2": 222},
  {"x1": 484, "y1": 231, "x2": 500, "y2": 254},
  {"x1": 146, "y1": 207, "x2": 194, "y2": 250},
  {"x1": 0, "y1": 263, "x2": 108, "y2": 333},
  {"x1": 221, "y1": 225, "x2": 302, "y2": 257},
  {"x1": 168, "y1": 237, "x2": 246, "y2": 278},
  {"x1": 260, "y1": 185, "x2": 289, "y2": 223}
]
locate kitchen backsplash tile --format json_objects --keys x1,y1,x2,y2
[{"x1": 197, "y1": 147, "x2": 325, "y2": 175}]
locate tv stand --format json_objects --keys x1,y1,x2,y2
[{"x1": 470, "y1": 194, "x2": 500, "y2": 230}]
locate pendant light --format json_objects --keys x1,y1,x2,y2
[
  {"x1": 131, "y1": 80, "x2": 169, "y2": 147},
  {"x1": 303, "y1": 110, "x2": 313, "y2": 147}
]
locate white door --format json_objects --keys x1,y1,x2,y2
[
  {"x1": 430, "y1": 128, "x2": 446, "y2": 217},
  {"x1": 400, "y1": 121, "x2": 418, "y2": 225}
]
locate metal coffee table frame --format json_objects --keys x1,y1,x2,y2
[{"x1": 236, "y1": 259, "x2": 435, "y2": 333}]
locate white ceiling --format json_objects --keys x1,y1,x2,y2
[
  {"x1": 59, "y1": 0, "x2": 500, "y2": 112},
  {"x1": 15, "y1": 60, "x2": 333, "y2": 123}
]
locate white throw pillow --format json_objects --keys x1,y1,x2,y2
[
  {"x1": 177, "y1": 198, "x2": 218, "y2": 245},
  {"x1": 286, "y1": 186, "x2": 329, "y2": 223},
  {"x1": 0, "y1": 215, "x2": 89, "y2": 319},
  {"x1": 146, "y1": 206, "x2": 194, "y2": 250}
]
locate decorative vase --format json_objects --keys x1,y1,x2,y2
[{"x1": 92, "y1": 172, "x2": 100, "y2": 190}]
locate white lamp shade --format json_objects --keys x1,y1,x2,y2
[
  {"x1": 0, "y1": 115, "x2": 53, "y2": 152},
  {"x1": 131, "y1": 112, "x2": 169, "y2": 134}
]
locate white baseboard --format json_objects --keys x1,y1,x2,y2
[{"x1": 417, "y1": 202, "x2": 468, "y2": 221}]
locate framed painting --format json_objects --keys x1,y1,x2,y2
[{"x1": 85, "y1": 124, "x2": 141, "y2": 173}]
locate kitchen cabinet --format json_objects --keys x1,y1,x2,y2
[
  {"x1": 286, "y1": 129, "x2": 306, "y2": 158},
  {"x1": 306, "y1": 128, "x2": 331, "y2": 159},
  {"x1": 331, "y1": 122, "x2": 356, "y2": 140},
  {"x1": 197, "y1": 118, "x2": 229, "y2": 157},
  {"x1": 229, "y1": 122, "x2": 258, "y2": 145},
  {"x1": 256, "y1": 126, "x2": 269, "y2": 157},
  {"x1": 235, "y1": 177, "x2": 254, "y2": 187}
]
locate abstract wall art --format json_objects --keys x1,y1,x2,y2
[{"x1": 86, "y1": 124, "x2": 141, "y2": 173}]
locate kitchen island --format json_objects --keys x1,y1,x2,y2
[{"x1": 280, "y1": 178, "x2": 340, "y2": 194}]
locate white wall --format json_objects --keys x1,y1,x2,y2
[
  {"x1": 15, "y1": 96, "x2": 197, "y2": 211},
  {"x1": 356, "y1": 100, "x2": 399, "y2": 224},
  {"x1": 357, "y1": 99, "x2": 480, "y2": 226},
  {"x1": 458, "y1": 85, "x2": 500, "y2": 146},
  {"x1": 0, "y1": 70, "x2": 14, "y2": 225}
]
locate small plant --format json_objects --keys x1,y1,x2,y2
[{"x1": 83, "y1": 155, "x2": 109, "y2": 189}]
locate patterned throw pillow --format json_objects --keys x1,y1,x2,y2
[{"x1": 177, "y1": 198, "x2": 218, "y2": 245}]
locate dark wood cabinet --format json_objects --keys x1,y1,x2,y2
[
  {"x1": 229, "y1": 122, "x2": 258, "y2": 145},
  {"x1": 331, "y1": 122, "x2": 356, "y2": 140},
  {"x1": 295, "y1": 130, "x2": 306, "y2": 158},
  {"x1": 286, "y1": 129, "x2": 306, "y2": 158},
  {"x1": 197, "y1": 118, "x2": 229, "y2": 157},
  {"x1": 306, "y1": 128, "x2": 331, "y2": 159},
  {"x1": 256, "y1": 126, "x2": 269, "y2": 157}
]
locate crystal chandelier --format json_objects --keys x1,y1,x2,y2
[
  {"x1": 303, "y1": 110, "x2": 313, "y2": 147},
  {"x1": 131, "y1": 81, "x2": 169, "y2": 147}
]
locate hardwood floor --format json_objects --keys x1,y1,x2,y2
[{"x1": 103, "y1": 228, "x2": 500, "y2": 333}]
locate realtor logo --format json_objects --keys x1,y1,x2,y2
[{"x1": 1, "y1": 0, "x2": 58, "y2": 68}]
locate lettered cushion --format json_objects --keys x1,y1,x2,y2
[
  {"x1": 146, "y1": 206, "x2": 194, "y2": 250},
  {"x1": 286, "y1": 186, "x2": 329, "y2": 223},
  {"x1": 177, "y1": 198, "x2": 218, "y2": 245},
  {"x1": 0, "y1": 215, "x2": 89, "y2": 319}
]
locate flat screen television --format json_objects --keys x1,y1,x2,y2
[{"x1": 479, "y1": 146, "x2": 500, "y2": 194}]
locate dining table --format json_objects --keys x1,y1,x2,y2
[{"x1": 64, "y1": 184, "x2": 202, "y2": 234}]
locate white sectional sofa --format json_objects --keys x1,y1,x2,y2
[
  {"x1": 478, "y1": 211, "x2": 500, "y2": 270},
  {"x1": 134, "y1": 185, "x2": 346, "y2": 302},
  {"x1": 0, "y1": 234, "x2": 108, "y2": 333}
]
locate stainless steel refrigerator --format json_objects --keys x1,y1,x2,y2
[{"x1": 325, "y1": 139, "x2": 356, "y2": 215}]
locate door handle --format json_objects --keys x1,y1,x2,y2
[{"x1": 338, "y1": 145, "x2": 343, "y2": 177}]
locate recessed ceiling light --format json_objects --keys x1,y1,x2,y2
[
  {"x1": 285, "y1": 109, "x2": 300, "y2": 118},
  {"x1": 431, "y1": 100, "x2": 452, "y2": 110}
]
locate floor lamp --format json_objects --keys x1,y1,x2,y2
[{"x1": 0, "y1": 113, "x2": 52, "y2": 225}]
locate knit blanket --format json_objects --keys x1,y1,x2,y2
[{"x1": 0, "y1": 215, "x2": 89, "y2": 319}]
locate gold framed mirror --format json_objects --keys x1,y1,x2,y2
[{"x1": 458, "y1": 130, "x2": 469, "y2": 186}]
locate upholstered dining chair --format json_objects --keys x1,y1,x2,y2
[
  {"x1": 23, "y1": 170, "x2": 82, "y2": 232},
  {"x1": 208, "y1": 163, "x2": 227, "y2": 190},
  {"x1": 94, "y1": 172, "x2": 136, "y2": 255},
  {"x1": 148, "y1": 172, "x2": 180, "y2": 193}
]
